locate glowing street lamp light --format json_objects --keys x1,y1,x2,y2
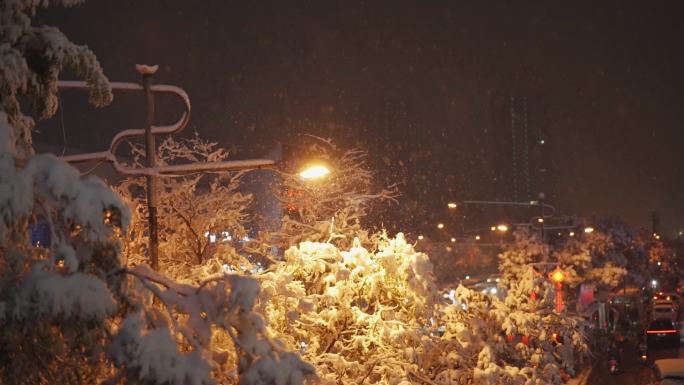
[
  {"x1": 447, "y1": 202, "x2": 458, "y2": 209},
  {"x1": 537, "y1": 217, "x2": 544, "y2": 223},
  {"x1": 550, "y1": 268, "x2": 565, "y2": 284},
  {"x1": 496, "y1": 224, "x2": 509, "y2": 232},
  {"x1": 450, "y1": 237, "x2": 456, "y2": 243},
  {"x1": 437, "y1": 223, "x2": 445, "y2": 229},
  {"x1": 584, "y1": 227, "x2": 594, "y2": 233},
  {"x1": 548, "y1": 266, "x2": 565, "y2": 313},
  {"x1": 569, "y1": 232, "x2": 575, "y2": 237},
  {"x1": 418, "y1": 235, "x2": 424, "y2": 240},
  {"x1": 299, "y1": 164, "x2": 331, "y2": 180},
  {"x1": 475, "y1": 235, "x2": 481, "y2": 241}
]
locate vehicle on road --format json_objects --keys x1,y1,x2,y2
[
  {"x1": 647, "y1": 358, "x2": 684, "y2": 384},
  {"x1": 647, "y1": 318, "x2": 682, "y2": 348},
  {"x1": 653, "y1": 304, "x2": 678, "y2": 321}
]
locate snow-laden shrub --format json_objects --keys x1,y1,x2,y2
[
  {"x1": 259, "y1": 234, "x2": 588, "y2": 385},
  {"x1": 259, "y1": 233, "x2": 437, "y2": 385},
  {"x1": 430, "y1": 271, "x2": 588, "y2": 385}
]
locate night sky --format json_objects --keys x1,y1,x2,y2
[{"x1": 34, "y1": 1, "x2": 684, "y2": 236}]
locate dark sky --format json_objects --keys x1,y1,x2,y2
[{"x1": 35, "y1": 1, "x2": 684, "y2": 236}]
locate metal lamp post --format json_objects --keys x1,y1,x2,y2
[{"x1": 57, "y1": 66, "x2": 277, "y2": 270}]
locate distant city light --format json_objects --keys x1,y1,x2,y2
[
  {"x1": 475, "y1": 235, "x2": 481, "y2": 240},
  {"x1": 490, "y1": 226, "x2": 496, "y2": 231},
  {"x1": 437, "y1": 223, "x2": 445, "y2": 229},
  {"x1": 490, "y1": 287, "x2": 498, "y2": 295},
  {"x1": 447, "y1": 202, "x2": 458, "y2": 209},
  {"x1": 418, "y1": 235, "x2": 424, "y2": 240},
  {"x1": 584, "y1": 227, "x2": 594, "y2": 233},
  {"x1": 537, "y1": 218, "x2": 544, "y2": 223},
  {"x1": 451, "y1": 237, "x2": 456, "y2": 243},
  {"x1": 539, "y1": 139, "x2": 545, "y2": 145},
  {"x1": 651, "y1": 279, "x2": 658, "y2": 288},
  {"x1": 657, "y1": 261, "x2": 662, "y2": 266},
  {"x1": 569, "y1": 232, "x2": 575, "y2": 237},
  {"x1": 465, "y1": 275, "x2": 470, "y2": 280},
  {"x1": 496, "y1": 224, "x2": 509, "y2": 232}
]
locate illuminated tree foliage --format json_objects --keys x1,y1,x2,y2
[
  {"x1": 117, "y1": 135, "x2": 254, "y2": 282},
  {"x1": 498, "y1": 228, "x2": 550, "y2": 289},
  {"x1": 259, "y1": 234, "x2": 587, "y2": 385},
  {"x1": 430, "y1": 272, "x2": 587, "y2": 385},
  {"x1": 259, "y1": 233, "x2": 437, "y2": 385},
  {"x1": 553, "y1": 230, "x2": 628, "y2": 291}
]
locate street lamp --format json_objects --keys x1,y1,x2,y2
[
  {"x1": 299, "y1": 164, "x2": 331, "y2": 180},
  {"x1": 549, "y1": 266, "x2": 565, "y2": 313},
  {"x1": 496, "y1": 224, "x2": 509, "y2": 232},
  {"x1": 584, "y1": 227, "x2": 594, "y2": 233},
  {"x1": 447, "y1": 202, "x2": 458, "y2": 209}
]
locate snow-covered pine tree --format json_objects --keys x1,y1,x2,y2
[
  {"x1": 0, "y1": 0, "x2": 112, "y2": 160},
  {"x1": 0, "y1": 3, "x2": 315, "y2": 384},
  {"x1": 117, "y1": 135, "x2": 254, "y2": 283}
]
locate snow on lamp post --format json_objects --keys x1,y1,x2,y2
[{"x1": 549, "y1": 266, "x2": 565, "y2": 313}]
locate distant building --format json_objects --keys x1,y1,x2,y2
[{"x1": 488, "y1": 92, "x2": 555, "y2": 201}]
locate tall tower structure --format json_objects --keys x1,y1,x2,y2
[{"x1": 503, "y1": 93, "x2": 552, "y2": 203}]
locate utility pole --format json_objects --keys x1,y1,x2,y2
[{"x1": 138, "y1": 64, "x2": 159, "y2": 271}]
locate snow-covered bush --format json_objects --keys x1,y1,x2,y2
[
  {"x1": 429, "y1": 271, "x2": 588, "y2": 385},
  {"x1": 258, "y1": 233, "x2": 588, "y2": 385},
  {"x1": 117, "y1": 135, "x2": 254, "y2": 282},
  {"x1": 498, "y1": 228, "x2": 550, "y2": 289},
  {"x1": 259, "y1": 233, "x2": 437, "y2": 385},
  {"x1": 553, "y1": 229, "x2": 627, "y2": 290}
]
